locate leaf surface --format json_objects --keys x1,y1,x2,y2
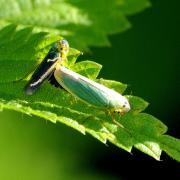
[
  {"x1": 0, "y1": 25, "x2": 180, "y2": 162},
  {"x1": 0, "y1": 0, "x2": 150, "y2": 49}
]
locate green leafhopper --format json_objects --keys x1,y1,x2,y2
[{"x1": 54, "y1": 64, "x2": 130, "y2": 117}]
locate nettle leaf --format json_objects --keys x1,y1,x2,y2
[
  {"x1": 0, "y1": 25, "x2": 180, "y2": 162},
  {"x1": 0, "y1": 0, "x2": 150, "y2": 49}
]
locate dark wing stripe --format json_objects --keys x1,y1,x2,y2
[{"x1": 25, "y1": 47, "x2": 59, "y2": 95}]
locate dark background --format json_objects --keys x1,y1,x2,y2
[
  {"x1": 0, "y1": 0, "x2": 179, "y2": 179},
  {"x1": 84, "y1": 0, "x2": 180, "y2": 178}
]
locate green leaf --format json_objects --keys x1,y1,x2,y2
[
  {"x1": 0, "y1": 0, "x2": 150, "y2": 49},
  {"x1": 158, "y1": 135, "x2": 180, "y2": 162},
  {"x1": 71, "y1": 60, "x2": 102, "y2": 79},
  {"x1": 127, "y1": 95, "x2": 149, "y2": 113},
  {"x1": 0, "y1": 25, "x2": 180, "y2": 162}
]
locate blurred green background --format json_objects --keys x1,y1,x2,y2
[{"x1": 0, "y1": 0, "x2": 179, "y2": 179}]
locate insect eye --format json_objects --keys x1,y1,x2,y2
[{"x1": 123, "y1": 104, "x2": 126, "y2": 108}]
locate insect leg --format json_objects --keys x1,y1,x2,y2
[
  {"x1": 107, "y1": 110, "x2": 132, "y2": 135},
  {"x1": 108, "y1": 111, "x2": 124, "y2": 128}
]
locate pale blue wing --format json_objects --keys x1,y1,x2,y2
[
  {"x1": 61, "y1": 73, "x2": 109, "y2": 108},
  {"x1": 54, "y1": 66, "x2": 130, "y2": 112}
]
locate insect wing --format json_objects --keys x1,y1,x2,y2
[
  {"x1": 25, "y1": 48, "x2": 59, "y2": 95},
  {"x1": 54, "y1": 66, "x2": 118, "y2": 109},
  {"x1": 54, "y1": 66, "x2": 130, "y2": 112}
]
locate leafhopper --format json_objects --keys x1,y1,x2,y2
[
  {"x1": 54, "y1": 64, "x2": 130, "y2": 126},
  {"x1": 25, "y1": 40, "x2": 69, "y2": 95},
  {"x1": 25, "y1": 39, "x2": 131, "y2": 128}
]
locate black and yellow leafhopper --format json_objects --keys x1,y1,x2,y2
[{"x1": 25, "y1": 40, "x2": 69, "y2": 95}]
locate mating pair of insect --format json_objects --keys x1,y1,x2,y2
[{"x1": 25, "y1": 40, "x2": 131, "y2": 128}]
